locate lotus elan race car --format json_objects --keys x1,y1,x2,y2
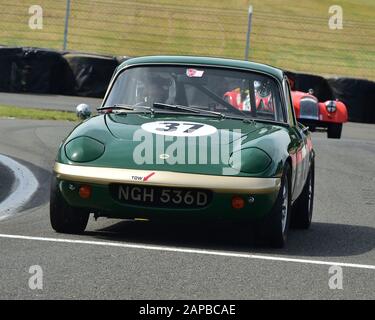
[
  {"x1": 291, "y1": 90, "x2": 348, "y2": 139},
  {"x1": 51, "y1": 56, "x2": 315, "y2": 248}
]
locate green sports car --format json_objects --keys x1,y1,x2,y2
[{"x1": 50, "y1": 56, "x2": 315, "y2": 248}]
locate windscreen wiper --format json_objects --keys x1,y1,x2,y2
[
  {"x1": 99, "y1": 103, "x2": 247, "y2": 122},
  {"x1": 98, "y1": 104, "x2": 150, "y2": 112},
  {"x1": 152, "y1": 103, "x2": 225, "y2": 118},
  {"x1": 97, "y1": 104, "x2": 152, "y2": 115}
]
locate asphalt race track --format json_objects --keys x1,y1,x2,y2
[
  {"x1": 0, "y1": 92, "x2": 102, "y2": 111},
  {"x1": 0, "y1": 116, "x2": 374, "y2": 299}
]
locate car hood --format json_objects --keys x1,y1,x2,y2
[
  {"x1": 291, "y1": 90, "x2": 318, "y2": 105},
  {"x1": 106, "y1": 113, "x2": 261, "y2": 143},
  {"x1": 60, "y1": 114, "x2": 288, "y2": 176}
]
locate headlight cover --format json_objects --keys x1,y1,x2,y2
[
  {"x1": 325, "y1": 100, "x2": 337, "y2": 113},
  {"x1": 229, "y1": 147, "x2": 272, "y2": 174},
  {"x1": 65, "y1": 136, "x2": 105, "y2": 162}
]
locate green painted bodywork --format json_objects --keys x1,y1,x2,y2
[
  {"x1": 55, "y1": 56, "x2": 313, "y2": 221},
  {"x1": 65, "y1": 136, "x2": 105, "y2": 163},
  {"x1": 58, "y1": 113, "x2": 292, "y2": 178},
  {"x1": 59, "y1": 180, "x2": 278, "y2": 221}
]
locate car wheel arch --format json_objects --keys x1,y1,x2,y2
[{"x1": 284, "y1": 156, "x2": 297, "y2": 200}]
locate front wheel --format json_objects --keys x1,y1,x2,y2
[
  {"x1": 254, "y1": 163, "x2": 291, "y2": 248},
  {"x1": 327, "y1": 123, "x2": 342, "y2": 139},
  {"x1": 50, "y1": 176, "x2": 89, "y2": 234}
]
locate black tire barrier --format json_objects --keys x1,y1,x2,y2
[
  {"x1": 285, "y1": 71, "x2": 334, "y2": 102},
  {"x1": 328, "y1": 78, "x2": 375, "y2": 124},
  {"x1": 0, "y1": 47, "x2": 23, "y2": 92},
  {"x1": 0, "y1": 47, "x2": 73, "y2": 94},
  {"x1": 62, "y1": 53, "x2": 119, "y2": 98}
]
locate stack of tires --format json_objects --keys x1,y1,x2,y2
[
  {"x1": 328, "y1": 78, "x2": 375, "y2": 124},
  {"x1": 0, "y1": 47, "x2": 127, "y2": 98},
  {"x1": 62, "y1": 53, "x2": 120, "y2": 97},
  {"x1": 285, "y1": 71, "x2": 334, "y2": 101},
  {"x1": 0, "y1": 47, "x2": 72, "y2": 94}
]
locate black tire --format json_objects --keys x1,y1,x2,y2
[
  {"x1": 254, "y1": 163, "x2": 292, "y2": 248},
  {"x1": 50, "y1": 176, "x2": 89, "y2": 234},
  {"x1": 291, "y1": 160, "x2": 315, "y2": 229},
  {"x1": 327, "y1": 123, "x2": 342, "y2": 139}
]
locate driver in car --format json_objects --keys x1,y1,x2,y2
[
  {"x1": 255, "y1": 80, "x2": 274, "y2": 112},
  {"x1": 144, "y1": 75, "x2": 172, "y2": 107}
]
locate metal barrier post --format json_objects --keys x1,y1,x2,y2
[
  {"x1": 63, "y1": 0, "x2": 71, "y2": 50},
  {"x1": 244, "y1": 5, "x2": 253, "y2": 61}
]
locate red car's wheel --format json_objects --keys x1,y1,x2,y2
[{"x1": 327, "y1": 123, "x2": 342, "y2": 139}]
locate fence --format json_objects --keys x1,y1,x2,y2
[{"x1": 1, "y1": 0, "x2": 375, "y2": 80}]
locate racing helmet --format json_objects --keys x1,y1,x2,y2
[{"x1": 144, "y1": 74, "x2": 172, "y2": 105}]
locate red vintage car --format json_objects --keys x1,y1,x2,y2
[
  {"x1": 224, "y1": 81, "x2": 348, "y2": 139},
  {"x1": 291, "y1": 90, "x2": 348, "y2": 139},
  {"x1": 223, "y1": 81, "x2": 276, "y2": 114}
]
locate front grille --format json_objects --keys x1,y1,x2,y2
[{"x1": 299, "y1": 97, "x2": 319, "y2": 120}]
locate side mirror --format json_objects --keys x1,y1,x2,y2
[
  {"x1": 298, "y1": 122, "x2": 309, "y2": 134},
  {"x1": 76, "y1": 103, "x2": 92, "y2": 120}
]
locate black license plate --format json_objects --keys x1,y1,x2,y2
[{"x1": 109, "y1": 184, "x2": 212, "y2": 208}]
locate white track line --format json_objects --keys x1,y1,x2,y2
[
  {"x1": 0, "y1": 233, "x2": 374, "y2": 270},
  {"x1": 0, "y1": 155, "x2": 39, "y2": 220}
]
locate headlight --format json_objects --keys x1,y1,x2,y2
[
  {"x1": 325, "y1": 101, "x2": 337, "y2": 113},
  {"x1": 65, "y1": 136, "x2": 105, "y2": 162},
  {"x1": 229, "y1": 147, "x2": 272, "y2": 174}
]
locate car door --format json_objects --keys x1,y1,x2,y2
[
  {"x1": 296, "y1": 122, "x2": 311, "y2": 189},
  {"x1": 283, "y1": 78, "x2": 309, "y2": 201}
]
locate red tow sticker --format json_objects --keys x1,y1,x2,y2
[
  {"x1": 186, "y1": 69, "x2": 204, "y2": 78},
  {"x1": 143, "y1": 172, "x2": 155, "y2": 182}
]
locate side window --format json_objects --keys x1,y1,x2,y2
[{"x1": 283, "y1": 78, "x2": 297, "y2": 126}]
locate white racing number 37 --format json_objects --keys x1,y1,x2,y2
[{"x1": 141, "y1": 121, "x2": 217, "y2": 137}]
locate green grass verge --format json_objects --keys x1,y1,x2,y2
[
  {"x1": 1, "y1": 0, "x2": 374, "y2": 80},
  {"x1": 0, "y1": 105, "x2": 77, "y2": 121}
]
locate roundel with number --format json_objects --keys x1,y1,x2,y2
[{"x1": 141, "y1": 121, "x2": 217, "y2": 137}]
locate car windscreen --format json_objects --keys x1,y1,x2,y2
[{"x1": 104, "y1": 65, "x2": 286, "y2": 122}]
